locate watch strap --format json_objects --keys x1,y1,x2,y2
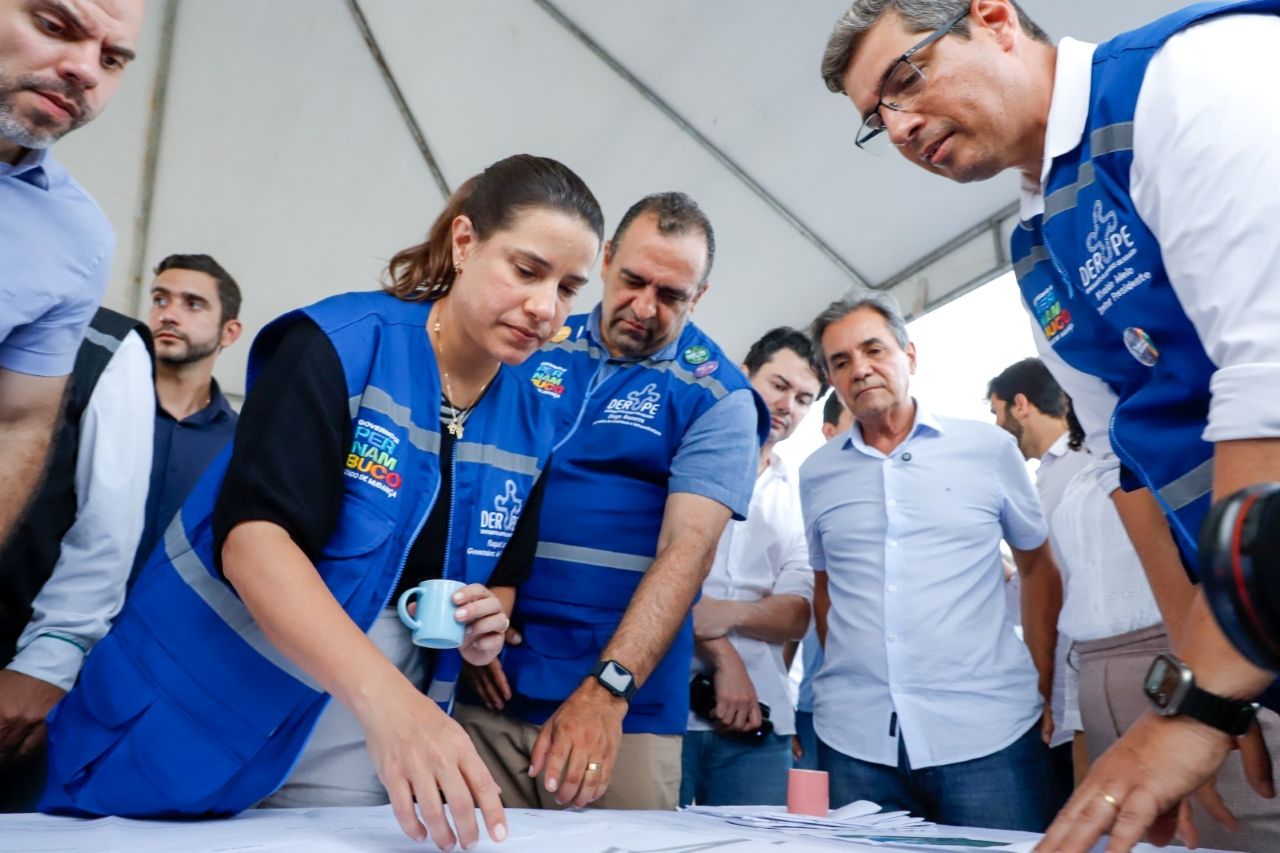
[
  {"x1": 1180, "y1": 684, "x2": 1260, "y2": 737},
  {"x1": 591, "y1": 659, "x2": 638, "y2": 701}
]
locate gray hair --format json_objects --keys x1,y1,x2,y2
[
  {"x1": 808, "y1": 290, "x2": 910, "y2": 368},
  {"x1": 820, "y1": 0, "x2": 1051, "y2": 94}
]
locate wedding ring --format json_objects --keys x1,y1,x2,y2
[
  {"x1": 1100, "y1": 791, "x2": 1120, "y2": 810},
  {"x1": 586, "y1": 762, "x2": 601, "y2": 772}
]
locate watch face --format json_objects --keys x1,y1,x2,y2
[
  {"x1": 1145, "y1": 655, "x2": 1189, "y2": 712},
  {"x1": 1145, "y1": 658, "x2": 1175, "y2": 708},
  {"x1": 600, "y1": 662, "x2": 632, "y2": 694}
]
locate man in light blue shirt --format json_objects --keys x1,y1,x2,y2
[
  {"x1": 801, "y1": 291, "x2": 1063, "y2": 831},
  {"x1": 0, "y1": 0, "x2": 145, "y2": 548}
]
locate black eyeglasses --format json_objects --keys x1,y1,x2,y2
[{"x1": 855, "y1": 8, "x2": 968, "y2": 152}]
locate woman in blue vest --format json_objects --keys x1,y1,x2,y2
[{"x1": 40, "y1": 155, "x2": 604, "y2": 851}]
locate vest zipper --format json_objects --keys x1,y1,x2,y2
[
  {"x1": 1042, "y1": 236, "x2": 1078, "y2": 300},
  {"x1": 553, "y1": 357, "x2": 607, "y2": 455},
  {"x1": 442, "y1": 441, "x2": 459, "y2": 580},
  {"x1": 382, "y1": 462, "x2": 441, "y2": 611}
]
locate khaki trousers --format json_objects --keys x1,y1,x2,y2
[
  {"x1": 1077, "y1": 624, "x2": 1280, "y2": 852},
  {"x1": 455, "y1": 702, "x2": 682, "y2": 810}
]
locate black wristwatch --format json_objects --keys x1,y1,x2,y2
[
  {"x1": 590, "y1": 659, "x2": 637, "y2": 702},
  {"x1": 1143, "y1": 654, "x2": 1260, "y2": 737}
]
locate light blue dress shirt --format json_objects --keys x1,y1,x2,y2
[
  {"x1": 0, "y1": 147, "x2": 114, "y2": 377},
  {"x1": 800, "y1": 405, "x2": 1048, "y2": 769}
]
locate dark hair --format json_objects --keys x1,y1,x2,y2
[
  {"x1": 743, "y1": 326, "x2": 829, "y2": 397},
  {"x1": 384, "y1": 154, "x2": 604, "y2": 302},
  {"x1": 154, "y1": 254, "x2": 241, "y2": 324},
  {"x1": 611, "y1": 192, "x2": 716, "y2": 285},
  {"x1": 987, "y1": 357, "x2": 1067, "y2": 418},
  {"x1": 1065, "y1": 398, "x2": 1086, "y2": 453},
  {"x1": 822, "y1": 391, "x2": 846, "y2": 427},
  {"x1": 820, "y1": 0, "x2": 1052, "y2": 95}
]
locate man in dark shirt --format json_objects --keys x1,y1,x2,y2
[{"x1": 132, "y1": 254, "x2": 243, "y2": 577}]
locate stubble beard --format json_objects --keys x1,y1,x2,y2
[
  {"x1": 157, "y1": 335, "x2": 221, "y2": 367},
  {"x1": 0, "y1": 67, "x2": 91, "y2": 149}
]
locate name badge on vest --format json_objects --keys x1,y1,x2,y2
[{"x1": 1123, "y1": 327, "x2": 1160, "y2": 367}]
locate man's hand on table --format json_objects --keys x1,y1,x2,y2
[
  {"x1": 1034, "y1": 712, "x2": 1267, "y2": 852},
  {"x1": 528, "y1": 680, "x2": 626, "y2": 808}
]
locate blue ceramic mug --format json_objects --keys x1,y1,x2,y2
[{"x1": 397, "y1": 579, "x2": 466, "y2": 649}]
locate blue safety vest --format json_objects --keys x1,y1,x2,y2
[
  {"x1": 40, "y1": 291, "x2": 552, "y2": 818},
  {"x1": 1010, "y1": 0, "x2": 1280, "y2": 569},
  {"x1": 495, "y1": 312, "x2": 767, "y2": 734}
]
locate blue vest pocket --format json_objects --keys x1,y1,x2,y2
[
  {"x1": 76, "y1": 696, "x2": 245, "y2": 816},
  {"x1": 321, "y1": 497, "x2": 397, "y2": 559},
  {"x1": 506, "y1": 623, "x2": 598, "y2": 701},
  {"x1": 48, "y1": 634, "x2": 251, "y2": 816},
  {"x1": 48, "y1": 635, "x2": 157, "y2": 787}
]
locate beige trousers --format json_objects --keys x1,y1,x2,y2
[
  {"x1": 1077, "y1": 623, "x2": 1280, "y2": 852},
  {"x1": 455, "y1": 702, "x2": 682, "y2": 810}
]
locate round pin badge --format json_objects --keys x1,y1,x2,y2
[
  {"x1": 683, "y1": 345, "x2": 710, "y2": 365},
  {"x1": 1123, "y1": 327, "x2": 1160, "y2": 367},
  {"x1": 693, "y1": 360, "x2": 719, "y2": 378},
  {"x1": 549, "y1": 325, "x2": 572, "y2": 344}
]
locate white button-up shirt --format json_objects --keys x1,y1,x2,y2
[
  {"x1": 801, "y1": 406, "x2": 1047, "y2": 768},
  {"x1": 689, "y1": 452, "x2": 813, "y2": 736},
  {"x1": 7, "y1": 331, "x2": 153, "y2": 690},
  {"x1": 1024, "y1": 17, "x2": 1280, "y2": 487},
  {"x1": 1034, "y1": 433, "x2": 1091, "y2": 746}
]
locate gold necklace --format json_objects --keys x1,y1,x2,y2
[{"x1": 432, "y1": 317, "x2": 493, "y2": 439}]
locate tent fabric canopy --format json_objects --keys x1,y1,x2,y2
[{"x1": 57, "y1": 0, "x2": 1181, "y2": 399}]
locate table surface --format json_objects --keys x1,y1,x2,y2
[{"x1": 0, "y1": 806, "x2": 1237, "y2": 853}]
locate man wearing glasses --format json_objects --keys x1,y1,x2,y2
[{"x1": 819, "y1": 1, "x2": 1280, "y2": 851}]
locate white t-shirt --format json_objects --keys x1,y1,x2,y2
[{"x1": 688, "y1": 452, "x2": 813, "y2": 736}]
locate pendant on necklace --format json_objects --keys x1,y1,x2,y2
[{"x1": 447, "y1": 421, "x2": 464, "y2": 439}]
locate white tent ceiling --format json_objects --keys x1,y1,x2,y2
[{"x1": 55, "y1": 0, "x2": 1182, "y2": 399}]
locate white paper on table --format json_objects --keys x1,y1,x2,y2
[{"x1": 0, "y1": 807, "x2": 1242, "y2": 852}]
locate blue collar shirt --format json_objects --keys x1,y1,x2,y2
[
  {"x1": 131, "y1": 380, "x2": 239, "y2": 579},
  {"x1": 582, "y1": 303, "x2": 682, "y2": 382},
  {"x1": 799, "y1": 403, "x2": 1048, "y2": 768},
  {"x1": 0, "y1": 147, "x2": 114, "y2": 377}
]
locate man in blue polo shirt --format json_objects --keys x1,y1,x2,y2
[
  {"x1": 0, "y1": 0, "x2": 145, "y2": 549},
  {"x1": 457, "y1": 192, "x2": 767, "y2": 810}
]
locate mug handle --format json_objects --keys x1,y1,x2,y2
[{"x1": 397, "y1": 587, "x2": 424, "y2": 630}]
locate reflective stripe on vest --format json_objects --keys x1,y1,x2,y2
[
  {"x1": 1159, "y1": 457, "x2": 1214, "y2": 512},
  {"x1": 162, "y1": 512, "x2": 324, "y2": 694},
  {"x1": 534, "y1": 541, "x2": 652, "y2": 573}
]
